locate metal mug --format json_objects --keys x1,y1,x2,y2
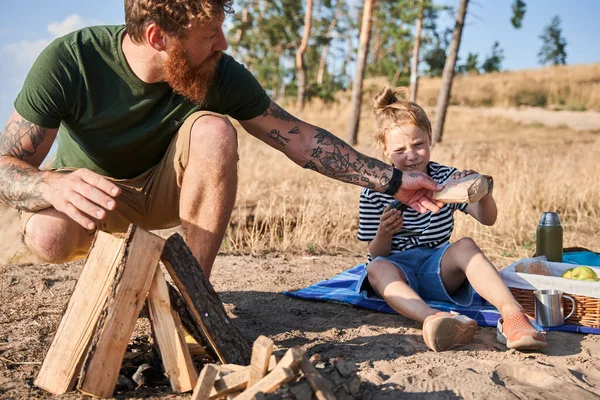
[{"x1": 533, "y1": 289, "x2": 575, "y2": 327}]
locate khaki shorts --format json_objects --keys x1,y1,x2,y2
[{"x1": 20, "y1": 111, "x2": 230, "y2": 234}]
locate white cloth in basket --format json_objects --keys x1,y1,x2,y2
[{"x1": 500, "y1": 260, "x2": 600, "y2": 299}]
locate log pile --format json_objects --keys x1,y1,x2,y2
[
  {"x1": 34, "y1": 227, "x2": 251, "y2": 397},
  {"x1": 192, "y1": 336, "x2": 362, "y2": 400}
]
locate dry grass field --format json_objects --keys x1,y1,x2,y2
[
  {"x1": 416, "y1": 62, "x2": 600, "y2": 111},
  {"x1": 228, "y1": 81, "x2": 600, "y2": 269}
]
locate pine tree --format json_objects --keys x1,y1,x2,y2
[
  {"x1": 538, "y1": 15, "x2": 567, "y2": 66},
  {"x1": 481, "y1": 41, "x2": 504, "y2": 73},
  {"x1": 510, "y1": 0, "x2": 526, "y2": 29},
  {"x1": 458, "y1": 52, "x2": 479, "y2": 74}
]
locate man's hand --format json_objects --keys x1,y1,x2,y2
[
  {"x1": 40, "y1": 169, "x2": 121, "y2": 230},
  {"x1": 395, "y1": 171, "x2": 443, "y2": 213}
]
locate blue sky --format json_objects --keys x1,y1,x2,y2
[{"x1": 1, "y1": 0, "x2": 599, "y2": 125}]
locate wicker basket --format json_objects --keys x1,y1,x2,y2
[{"x1": 510, "y1": 287, "x2": 600, "y2": 328}]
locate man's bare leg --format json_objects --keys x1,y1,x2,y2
[
  {"x1": 179, "y1": 116, "x2": 238, "y2": 279},
  {"x1": 24, "y1": 208, "x2": 93, "y2": 263}
]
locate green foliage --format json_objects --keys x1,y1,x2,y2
[
  {"x1": 510, "y1": 0, "x2": 526, "y2": 29},
  {"x1": 514, "y1": 90, "x2": 548, "y2": 107},
  {"x1": 538, "y1": 15, "x2": 567, "y2": 66},
  {"x1": 422, "y1": 27, "x2": 451, "y2": 77},
  {"x1": 481, "y1": 41, "x2": 504, "y2": 73},
  {"x1": 366, "y1": 0, "x2": 416, "y2": 81},
  {"x1": 458, "y1": 52, "x2": 479, "y2": 74}
]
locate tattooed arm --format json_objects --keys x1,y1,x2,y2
[
  {"x1": 239, "y1": 100, "x2": 443, "y2": 213},
  {"x1": 0, "y1": 110, "x2": 120, "y2": 229},
  {"x1": 0, "y1": 110, "x2": 58, "y2": 211}
]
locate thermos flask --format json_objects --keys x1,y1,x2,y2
[{"x1": 536, "y1": 212, "x2": 563, "y2": 262}]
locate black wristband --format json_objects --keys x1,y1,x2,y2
[{"x1": 384, "y1": 168, "x2": 403, "y2": 195}]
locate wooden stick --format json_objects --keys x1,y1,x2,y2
[
  {"x1": 34, "y1": 229, "x2": 132, "y2": 394},
  {"x1": 147, "y1": 268, "x2": 198, "y2": 392},
  {"x1": 277, "y1": 347, "x2": 306, "y2": 373},
  {"x1": 77, "y1": 226, "x2": 165, "y2": 398},
  {"x1": 161, "y1": 234, "x2": 251, "y2": 365},
  {"x1": 191, "y1": 364, "x2": 219, "y2": 400},
  {"x1": 247, "y1": 336, "x2": 274, "y2": 387},
  {"x1": 209, "y1": 367, "x2": 250, "y2": 399},
  {"x1": 268, "y1": 354, "x2": 277, "y2": 371},
  {"x1": 234, "y1": 366, "x2": 296, "y2": 400},
  {"x1": 299, "y1": 356, "x2": 336, "y2": 400}
]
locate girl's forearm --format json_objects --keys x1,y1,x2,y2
[
  {"x1": 476, "y1": 195, "x2": 497, "y2": 225},
  {"x1": 369, "y1": 230, "x2": 393, "y2": 258}
]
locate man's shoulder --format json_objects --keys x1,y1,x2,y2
[{"x1": 53, "y1": 25, "x2": 124, "y2": 46}]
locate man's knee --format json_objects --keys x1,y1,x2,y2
[
  {"x1": 190, "y1": 115, "x2": 238, "y2": 162},
  {"x1": 24, "y1": 210, "x2": 88, "y2": 263}
]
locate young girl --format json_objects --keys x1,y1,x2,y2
[{"x1": 357, "y1": 86, "x2": 546, "y2": 352}]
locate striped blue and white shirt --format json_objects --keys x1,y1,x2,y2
[{"x1": 358, "y1": 162, "x2": 468, "y2": 260}]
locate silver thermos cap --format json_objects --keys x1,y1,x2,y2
[{"x1": 539, "y1": 212, "x2": 561, "y2": 226}]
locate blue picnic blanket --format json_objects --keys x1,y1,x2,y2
[{"x1": 285, "y1": 264, "x2": 600, "y2": 334}]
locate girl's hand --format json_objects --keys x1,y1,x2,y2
[
  {"x1": 452, "y1": 169, "x2": 478, "y2": 180},
  {"x1": 379, "y1": 206, "x2": 404, "y2": 235}
]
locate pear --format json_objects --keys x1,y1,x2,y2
[
  {"x1": 561, "y1": 268, "x2": 574, "y2": 279},
  {"x1": 570, "y1": 266, "x2": 599, "y2": 282}
]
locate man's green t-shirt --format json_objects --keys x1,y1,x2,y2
[{"x1": 14, "y1": 25, "x2": 270, "y2": 179}]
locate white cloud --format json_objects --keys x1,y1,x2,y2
[
  {"x1": 1, "y1": 14, "x2": 104, "y2": 70},
  {"x1": 0, "y1": 14, "x2": 105, "y2": 124},
  {"x1": 47, "y1": 14, "x2": 101, "y2": 38}
]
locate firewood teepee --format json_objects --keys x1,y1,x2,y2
[{"x1": 34, "y1": 225, "x2": 251, "y2": 398}]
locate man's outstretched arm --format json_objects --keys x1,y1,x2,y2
[{"x1": 239, "y1": 100, "x2": 443, "y2": 213}]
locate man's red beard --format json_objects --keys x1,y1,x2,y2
[{"x1": 164, "y1": 40, "x2": 221, "y2": 105}]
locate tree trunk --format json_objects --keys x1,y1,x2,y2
[
  {"x1": 341, "y1": 33, "x2": 353, "y2": 87},
  {"x1": 431, "y1": 0, "x2": 468, "y2": 143},
  {"x1": 346, "y1": 0, "x2": 375, "y2": 145},
  {"x1": 295, "y1": 0, "x2": 314, "y2": 111},
  {"x1": 409, "y1": 0, "x2": 424, "y2": 102},
  {"x1": 231, "y1": 2, "x2": 249, "y2": 60},
  {"x1": 317, "y1": 0, "x2": 342, "y2": 85}
]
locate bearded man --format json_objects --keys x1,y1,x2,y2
[{"x1": 0, "y1": 0, "x2": 443, "y2": 279}]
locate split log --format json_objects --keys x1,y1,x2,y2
[
  {"x1": 34, "y1": 226, "x2": 154, "y2": 394},
  {"x1": 161, "y1": 234, "x2": 251, "y2": 365},
  {"x1": 209, "y1": 366, "x2": 251, "y2": 399},
  {"x1": 147, "y1": 268, "x2": 198, "y2": 392},
  {"x1": 277, "y1": 347, "x2": 306, "y2": 374},
  {"x1": 299, "y1": 357, "x2": 335, "y2": 400},
  {"x1": 77, "y1": 226, "x2": 165, "y2": 398},
  {"x1": 191, "y1": 364, "x2": 219, "y2": 400},
  {"x1": 247, "y1": 336, "x2": 274, "y2": 387},
  {"x1": 235, "y1": 366, "x2": 296, "y2": 400},
  {"x1": 168, "y1": 283, "x2": 216, "y2": 361}
]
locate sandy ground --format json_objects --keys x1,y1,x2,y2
[
  {"x1": 1, "y1": 105, "x2": 600, "y2": 398},
  {"x1": 1, "y1": 251, "x2": 600, "y2": 399}
]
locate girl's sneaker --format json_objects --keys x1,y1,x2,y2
[
  {"x1": 422, "y1": 312, "x2": 477, "y2": 352},
  {"x1": 496, "y1": 312, "x2": 547, "y2": 351}
]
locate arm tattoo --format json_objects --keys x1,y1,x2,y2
[
  {"x1": 0, "y1": 164, "x2": 47, "y2": 210},
  {"x1": 0, "y1": 117, "x2": 50, "y2": 211},
  {"x1": 303, "y1": 127, "x2": 391, "y2": 191},
  {"x1": 262, "y1": 105, "x2": 296, "y2": 122},
  {"x1": 0, "y1": 117, "x2": 47, "y2": 159}
]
